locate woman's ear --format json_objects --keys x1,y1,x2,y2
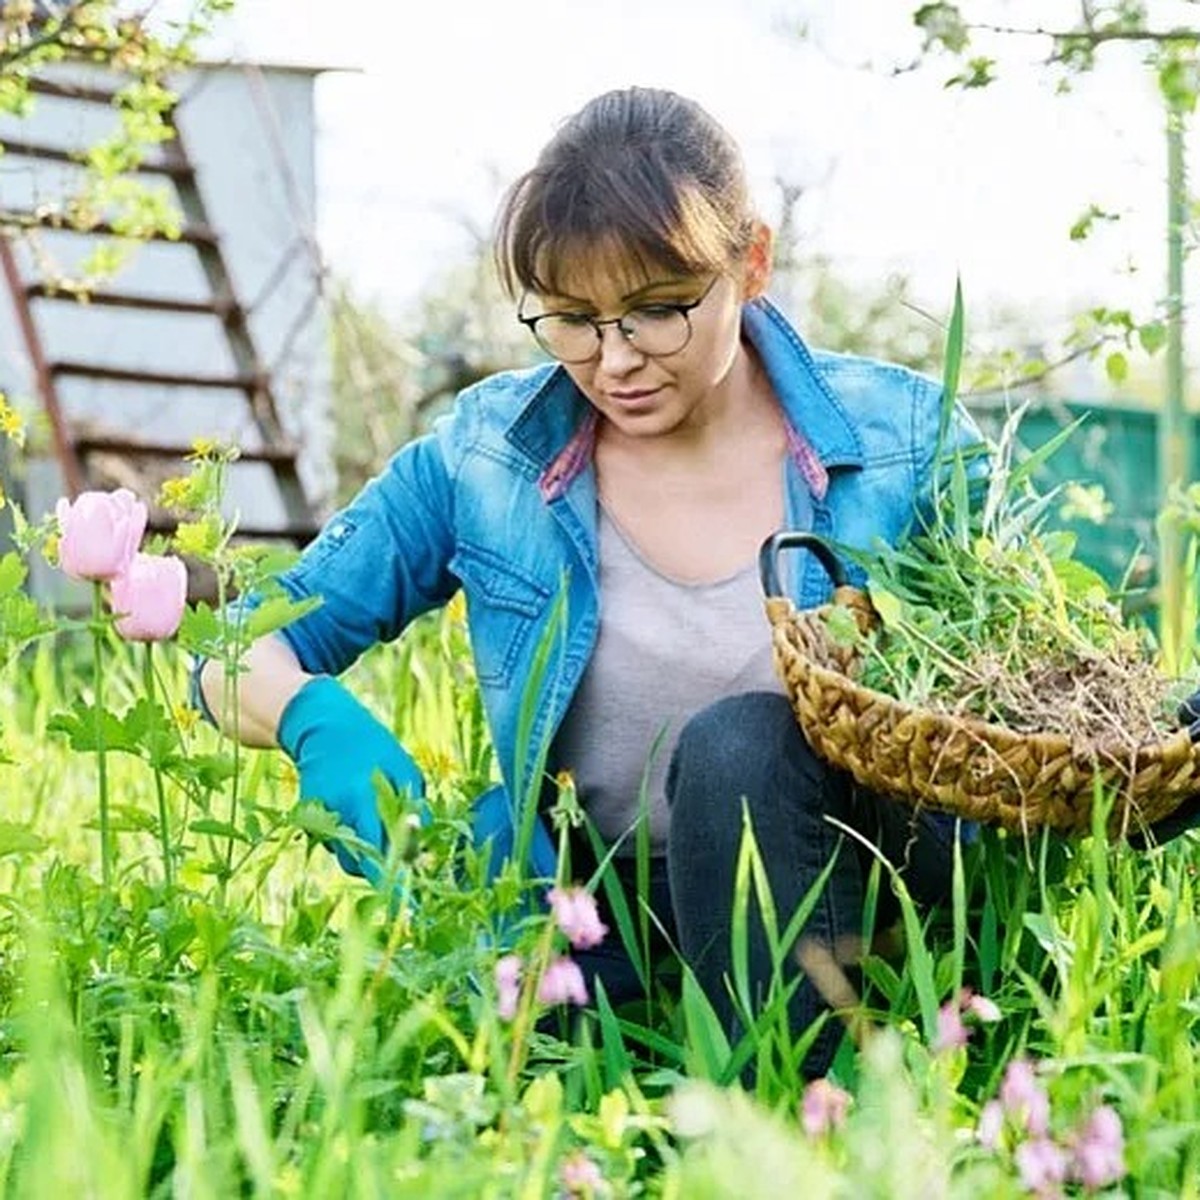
[{"x1": 742, "y1": 220, "x2": 774, "y2": 300}]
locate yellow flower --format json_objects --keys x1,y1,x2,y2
[
  {"x1": 42, "y1": 531, "x2": 59, "y2": 566},
  {"x1": 0, "y1": 407, "x2": 22, "y2": 439},
  {"x1": 172, "y1": 704, "x2": 201, "y2": 735},
  {"x1": 157, "y1": 476, "x2": 196, "y2": 511},
  {"x1": 173, "y1": 517, "x2": 220, "y2": 558}
]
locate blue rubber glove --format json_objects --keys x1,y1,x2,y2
[{"x1": 277, "y1": 676, "x2": 425, "y2": 879}]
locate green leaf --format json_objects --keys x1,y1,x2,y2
[
  {"x1": 1105, "y1": 351, "x2": 1129, "y2": 384},
  {"x1": 0, "y1": 821, "x2": 46, "y2": 856},
  {"x1": 244, "y1": 594, "x2": 323, "y2": 641},
  {"x1": 188, "y1": 819, "x2": 251, "y2": 844},
  {"x1": 1139, "y1": 321, "x2": 1168, "y2": 355},
  {"x1": 175, "y1": 602, "x2": 222, "y2": 653},
  {"x1": 48, "y1": 701, "x2": 139, "y2": 755},
  {"x1": 868, "y1": 587, "x2": 905, "y2": 630},
  {"x1": 286, "y1": 801, "x2": 343, "y2": 841},
  {"x1": 0, "y1": 553, "x2": 27, "y2": 596}
]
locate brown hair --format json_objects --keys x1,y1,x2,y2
[{"x1": 494, "y1": 87, "x2": 756, "y2": 298}]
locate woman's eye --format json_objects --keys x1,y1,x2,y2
[
  {"x1": 555, "y1": 313, "x2": 595, "y2": 327},
  {"x1": 630, "y1": 305, "x2": 678, "y2": 322}
]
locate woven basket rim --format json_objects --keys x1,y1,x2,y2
[{"x1": 777, "y1": 594, "x2": 1195, "y2": 768}]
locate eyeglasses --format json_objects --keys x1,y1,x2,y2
[{"x1": 517, "y1": 276, "x2": 721, "y2": 364}]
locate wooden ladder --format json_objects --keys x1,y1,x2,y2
[{"x1": 0, "y1": 74, "x2": 322, "y2": 545}]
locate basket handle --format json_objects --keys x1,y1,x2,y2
[{"x1": 758, "y1": 531, "x2": 850, "y2": 598}]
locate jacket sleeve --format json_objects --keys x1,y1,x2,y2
[{"x1": 265, "y1": 406, "x2": 468, "y2": 677}]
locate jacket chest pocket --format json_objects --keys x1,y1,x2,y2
[{"x1": 450, "y1": 542, "x2": 552, "y2": 689}]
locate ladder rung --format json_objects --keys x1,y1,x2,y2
[
  {"x1": 18, "y1": 213, "x2": 217, "y2": 246},
  {"x1": 28, "y1": 77, "x2": 139, "y2": 107},
  {"x1": 26, "y1": 283, "x2": 235, "y2": 317},
  {"x1": 0, "y1": 137, "x2": 192, "y2": 178},
  {"x1": 145, "y1": 515, "x2": 321, "y2": 544},
  {"x1": 78, "y1": 435, "x2": 302, "y2": 468},
  {"x1": 50, "y1": 361, "x2": 261, "y2": 390}
]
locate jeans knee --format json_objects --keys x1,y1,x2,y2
[
  {"x1": 673, "y1": 690, "x2": 795, "y2": 779},
  {"x1": 667, "y1": 692, "x2": 810, "y2": 830}
]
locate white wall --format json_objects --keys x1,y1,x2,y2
[{"x1": 0, "y1": 60, "x2": 333, "y2": 580}]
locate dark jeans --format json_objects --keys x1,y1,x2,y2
[{"x1": 574, "y1": 691, "x2": 961, "y2": 1079}]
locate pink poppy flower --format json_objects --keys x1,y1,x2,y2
[
  {"x1": 56, "y1": 488, "x2": 147, "y2": 582},
  {"x1": 110, "y1": 553, "x2": 188, "y2": 641}
]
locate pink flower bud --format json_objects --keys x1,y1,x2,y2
[
  {"x1": 1070, "y1": 1105, "x2": 1126, "y2": 1190},
  {"x1": 1015, "y1": 1137, "x2": 1069, "y2": 1194},
  {"x1": 537, "y1": 956, "x2": 588, "y2": 1007},
  {"x1": 800, "y1": 1077, "x2": 852, "y2": 1137},
  {"x1": 963, "y1": 991, "x2": 1002, "y2": 1023},
  {"x1": 1000, "y1": 1059, "x2": 1051, "y2": 1137},
  {"x1": 547, "y1": 885, "x2": 608, "y2": 950},
  {"x1": 109, "y1": 553, "x2": 188, "y2": 642},
  {"x1": 56, "y1": 489, "x2": 147, "y2": 582},
  {"x1": 495, "y1": 954, "x2": 522, "y2": 1021},
  {"x1": 560, "y1": 1151, "x2": 604, "y2": 1196},
  {"x1": 977, "y1": 1099, "x2": 1005, "y2": 1151},
  {"x1": 934, "y1": 998, "x2": 970, "y2": 1052}
]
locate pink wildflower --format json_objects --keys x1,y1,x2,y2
[
  {"x1": 110, "y1": 553, "x2": 188, "y2": 641},
  {"x1": 547, "y1": 885, "x2": 608, "y2": 950},
  {"x1": 1069, "y1": 1105, "x2": 1125, "y2": 1190},
  {"x1": 934, "y1": 998, "x2": 970, "y2": 1052},
  {"x1": 1015, "y1": 1136, "x2": 1069, "y2": 1196},
  {"x1": 560, "y1": 1150, "x2": 604, "y2": 1196},
  {"x1": 963, "y1": 990, "x2": 1002, "y2": 1024},
  {"x1": 537, "y1": 955, "x2": 588, "y2": 1007},
  {"x1": 800, "y1": 1077, "x2": 852, "y2": 1137},
  {"x1": 977, "y1": 1099, "x2": 1005, "y2": 1151},
  {"x1": 1000, "y1": 1058, "x2": 1051, "y2": 1137},
  {"x1": 56, "y1": 488, "x2": 147, "y2": 582},
  {"x1": 495, "y1": 954, "x2": 522, "y2": 1021}
]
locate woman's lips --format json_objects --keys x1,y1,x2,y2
[{"x1": 607, "y1": 387, "x2": 661, "y2": 409}]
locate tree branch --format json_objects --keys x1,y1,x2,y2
[{"x1": 965, "y1": 20, "x2": 1200, "y2": 48}]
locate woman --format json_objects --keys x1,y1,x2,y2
[{"x1": 197, "y1": 86, "x2": 982, "y2": 1077}]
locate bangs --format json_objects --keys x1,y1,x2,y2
[{"x1": 498, "y1": 173, "x2": 738, "y2": 299}]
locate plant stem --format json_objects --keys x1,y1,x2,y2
[
  {"x1": 143, "y1": 643, "x2": 173, "y2": 887},
  {"x1": 92, "y1": 582, "x2": 112, "y2": 889}
]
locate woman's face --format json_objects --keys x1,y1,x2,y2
[{"x1": 528, "y1": 230, "x2": 769, "y2": 440}]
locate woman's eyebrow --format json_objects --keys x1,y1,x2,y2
[
  {"x1": 621, "y1": 279, "x2": 691, "y2": 302},
  {"x1": 538, "y1": 278, "x2": 689, "y2": 308}
]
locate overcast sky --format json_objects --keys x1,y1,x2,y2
[{"x1": 194, "y1": 0, "x2": 1197, "y2": 364}]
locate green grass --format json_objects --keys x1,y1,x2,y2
[{"x1": 0, "y1": 604, "x2": 1197, "y2": 1196}]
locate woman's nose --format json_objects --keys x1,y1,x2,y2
[{"x1": 596, "y1": 321, "x2": 645, "y2": 373}]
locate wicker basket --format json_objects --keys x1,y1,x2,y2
[{"x1": 759, "y1": 531, "x2": 1200, "y2": 837}]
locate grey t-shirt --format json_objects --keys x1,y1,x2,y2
[{"x1": 552, "y1": 504, "x2": 785, "y2": 855}]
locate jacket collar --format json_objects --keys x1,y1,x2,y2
[{"x1": 503, "y1": 296, "x2": 865, "y2": 484}]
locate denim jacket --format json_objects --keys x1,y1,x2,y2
[{"x1": 215, "y1": 298, "x2": 980, "y2": 878}]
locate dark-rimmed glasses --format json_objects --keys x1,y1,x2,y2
[{"x1": 517, "y1": 276, "x2": 720, "y2": 364}]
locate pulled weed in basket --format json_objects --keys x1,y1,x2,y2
[{"x1": 833, "y1": 285, "x2": 1193, "y2": 757}]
